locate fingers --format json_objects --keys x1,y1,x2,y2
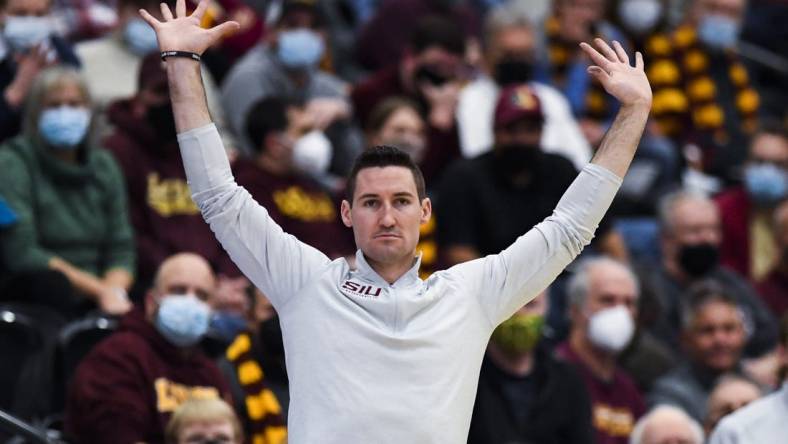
[
  {"x1": 160, "y1": 2, "x2": 173, "y2": 21},
  {"x1": 635, "y1": 51, "x2": 644, "y2": 70},
  {"x1": 594, "y1": 38, "x2": 619, "y2": 64},
  {"x1": 176, "y1": 0, "x2": 186, "y2": 17},
  {"x1": 208, "y1": 20, "x2": 241, "y2": 39},
  {"x1": 192, "y1": 0, "x2": 209, "y2": 19},
  {"x1": 612, "y1": 40, "x2": 629, "y2": 65},
  {"x1": 587, "y1": 65, "x2": 611, "y2": 83},
  {"x1": 579, "y1": 42, "x2": 612, "y2": 71},
  {"x1": 139, "y1": 8, "x2": 161, "y2": 27}
]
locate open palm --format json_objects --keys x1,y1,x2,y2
[
  {"x1": 139, "y1": 0, "x2": 239, "y2": 55},
  {"x1": 580, "y1": 38, "x2": 652, "y2": 109}
]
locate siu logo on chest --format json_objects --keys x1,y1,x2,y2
[{"x1": 340, "y1": 280, "x2": 383, "y2": 298}]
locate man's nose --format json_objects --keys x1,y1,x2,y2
[{"x1": 379, "y1": 204, "x2": 396, "y2": 227}]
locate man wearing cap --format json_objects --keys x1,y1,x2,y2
[
  {"x1": 139, "y1": 1, "x2": 652, "y2": 442},
  {"x1": 221, "y1": 0, "x2": 363, "y2": 177},
  {"x1": 438, "y1": 84, "x2": 606, "y2": 266}
]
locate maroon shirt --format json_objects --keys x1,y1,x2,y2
[
  {"x1": 65, "y1": 308, "x2": 231, "y2": 444},
  {"x1": 556, "y1": 342, "x2": 646, "y2": 444},
  {"x1": 756, "y1": 269, "x2": 788, "y2": 318},
  {"x1": 104, "y1": 99, "x2": 240, "y2": 281},
  {"x1": 715, "y1": 187, "x2": 753, "y2": 279},
  {"x1": 233, "y1": 159, "x2": 354, "y2": 259}
]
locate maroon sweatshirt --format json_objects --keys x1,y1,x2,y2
[
  {"x1": 65, "y1": 307, "x2": 231, "y2": 444},
  {"x1": 103, "y1": 99, "x2": 239, "y2": 282}
]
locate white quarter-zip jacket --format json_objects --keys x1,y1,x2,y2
[{"x1": 178, "y1": 123, "x2": 623, "y2": 444}]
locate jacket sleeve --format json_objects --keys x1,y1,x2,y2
[
  {"x1": 449, "y1": 163, "x2": 622, "y2": 326},
  {"x1": 0, "y1": 149, "x2": 55, "y2": 271},
  {"x1": 177, "y1": 123, "x2": 331, "y2": 310},
  {"x1": 98, "y1": 152, "x2": 136, "y2": 274}
]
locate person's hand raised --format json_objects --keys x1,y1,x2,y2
[
  {"x1": 580, "y1": 39, "x2": 652, "y2": 109},
  {"x1": 139, "y1": 0, "x2": 239, "y2": 55}
]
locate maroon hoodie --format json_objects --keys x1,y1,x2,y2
[
  {"x1": 65, "y1": 307, "x2": 231, "y2": 444},
  {"x1": 103, "y1": 99, "x2": 239, "y2": 282}
]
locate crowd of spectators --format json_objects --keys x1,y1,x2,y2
[{"x1": 0, "y1": 0, "x2": 786, "y2": 442}]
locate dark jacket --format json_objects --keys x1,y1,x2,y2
[
  {"x1": 468, "y1": 345, "x2": 594, "y2": 444},
  {"x1": 103, "y1": 99, "x2": 239, "y2": 281},
  {"x1": 65, "y1": 307, "x2": 231, "y2": 444}
]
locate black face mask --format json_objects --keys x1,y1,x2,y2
[
  {"x1": 146, "y1": 102, "x2": 177, "y2": 141},
  {"x1": 678, "y1": 243, "x2": 719, "y2": 277},
  {"x1": 493, "y1": 143, "x2": 543, "y2": 183},
  {"x1": 493, "y1": 59, "x2": 534, "y2": 86},
  {"x1": 414, "y1": 64, "x2": 451, "y2": 87}
]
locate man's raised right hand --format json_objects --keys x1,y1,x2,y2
[{"x1": 139, "y1": 0, "x2": 239, "y2": 55}]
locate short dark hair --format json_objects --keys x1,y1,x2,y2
[
  {"x1": 680, "y1": 280, "x2": 740, "y2": 331},
  {"x1": 345, "y1": 146, "x2": 426, "y2": 204},
  {"x1": 244, "y1": 97, "x2": 289, "y2": 153},
  {"x1": 409, "y1": 15, "x2": 466, "y2": 56}
]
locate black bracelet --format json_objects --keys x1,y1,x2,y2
[{"x1": 160, "y1": 51, "x2": 201, "y2": 62}]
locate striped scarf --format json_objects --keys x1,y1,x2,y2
[{"x1": 226, "y1": 332, "x2": 287, "y2": 444}]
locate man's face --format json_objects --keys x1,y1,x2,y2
[
  {"x1": 341, "y1": 166, "x2": 431, "y2": 268},
  {"x1": 146, "y1": 256, "x2": 217, "y2": 320},
  {"x1": 556, "y1": 0, "x2": 604, "y2": 43},
  {"x1": 2, "y1": 0, "x2": 49, "y2": 17},
  {"x1": 664, "y1": 198, "x2": 722, "y2": 259},
  {"x1": 573, "y1": 263, "x2": 638, "y2": 331},
  {"x1": 488, "y1": 26, "x2": 536, "y2": 69},
  {"x1": 695, "y1": 0, "x2": 746, "y2": 23},
  {"x1": 494, "y1": 119, "x2": 542, "y2": 148},
  {"x1": 684, "y1": 300, "x2": 745, "y2": 372},
  {"x1": 748, "y1": 133, "x2": 788, "y2": 170}
]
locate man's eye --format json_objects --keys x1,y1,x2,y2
[
  {"x1": 363, "y1": 200, "x2": 378, "y2": 207},
  {"x1": 395, "y1": 198, "x2": 410, "y2": 206}
]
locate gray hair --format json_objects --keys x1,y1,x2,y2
[
  {"x1": 567, "y1": 256, "x2": 640, "y2": 310},
  {"x1": 657, "y1": 189, "x2": 714, "y2": 235},
  {"x1": 679, "y1": 280, "x2": 743, "y2": 331},
  {"x1": 22, "y1": 66, "x2": 94, "y2": 145},
  {"x1": 630, "y1": 405, "x2": 704, "y2": 444},
  {"x1": 482, "y1": 2, "x2": 536, "y2": 48}
]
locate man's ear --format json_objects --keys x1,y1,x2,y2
[
  {"x1": 340, "y1": 200, "x2": 353, "y2": 228},
  {"x1": 144, "y1": 291, "x2": 157, "y2": 321},
  {"x1": 420, "y1": 197, "x2": 432, "y2": 225}
]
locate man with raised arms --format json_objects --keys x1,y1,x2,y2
[{"x1": 139, "y1": 1, "x2": 652, "y2": 442}]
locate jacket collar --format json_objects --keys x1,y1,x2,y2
[{"x1": 353, "y1": 249, "x2": 422, "y2": 288}]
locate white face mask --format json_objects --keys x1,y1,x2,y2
[
  {"x1": 3, "y1": 15, "x2": 52, "y2": 51},
  {"x1": 618, "y1": 0, "x2": 663, "y2": 35},
  {"x1": 293, "y1": 130, "x2": 332, "y2": 175},
  {"x1": 587, "y1": 305, "x2": 635, "y2": 353}
]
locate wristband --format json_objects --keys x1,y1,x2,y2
[{"x1": 160, "y1": 50, "x2": 201, "y2": 62}]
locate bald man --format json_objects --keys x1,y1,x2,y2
[
  {"x1": 65, "y1": 253, "x2": 232, "y2": 444},
  {"x1": 630, "y1": 405, "x2": 704, "y2": 444}
]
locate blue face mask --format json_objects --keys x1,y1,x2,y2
[
  {"x1": 744, "y1": 163, "x2": 788, "y2": 206},
  {"x1": 277, "y1": 28, "x2": 324, "y2": 69},
  {"x1": 3, "y1": 15, "x2": 52, "y2": 52},
  {"x1": 39, "y1": 106, "x2": 91, "y2": 149},
  {"x1": 209, "y1": 311, "x2": 248, "y2": 342},
  {"x1": 155, "y1": 294, "x2": 212, "y2": 347},
  {"x1": 123, "y1": 17, "x2": 159, "y2": 56},
  {"x1": 698, "y1": 14, "x2": 739, "y2": 50}
]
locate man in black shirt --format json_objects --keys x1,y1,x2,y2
[
  {"x1": 468, "y1": 291, "x2": 593, "y2": 444},
  {"x1": 437, "y1": 84, "x2": 581, "y2": 265}
]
